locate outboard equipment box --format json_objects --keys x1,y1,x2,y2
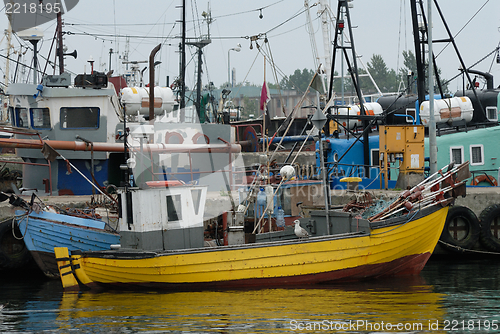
[{"x1": 74, "y1": 72, "x2": 108, "y2": 88}]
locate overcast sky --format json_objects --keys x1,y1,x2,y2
[{"x1": 1, "y1": 0, "x2": 499, "y2": 93}]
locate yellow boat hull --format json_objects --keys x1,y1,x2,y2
[{"x1": 56, "y1": 206, "x2": 448, "y2": 290}]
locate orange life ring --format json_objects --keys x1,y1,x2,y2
[
  {"x1": 146, "y1": 180, "x2": 184, "y2": 188},
  {"x1": 470, "y1": 174, "x2": 498, "y2": 186}
]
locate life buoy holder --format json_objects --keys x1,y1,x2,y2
[
  {"x1": 146, "y1": 180, "x2": 184, "y2": 188},
  {"x1": 470, "y1": 174, "x2": 498, "y2": 186},
  {"x1": 164, "y1": 132, "x2": 184, "y2": 144},
  {"x1": 192, "y1": 133, "x2": 209, "y2": 144}
]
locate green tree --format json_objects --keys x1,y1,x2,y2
[
  {"x1": 332, "y1": 68, "x2": 369, "y2": 97},
  {"x1": 399, "y1": 50, "x2": 449, "y2": 95},
  {"x1": 366, "y1": 54, "x2": 398, "y2": 93},
  {"x1": 401, "y1": 50, "x2": 418, "y2": 75},
  {"x1": 399, "y1": 50, "x2": 418, "y2": 93},
  {"x1": 241, "y1": 96, "x2": 258, "y2": 119},
  {"x1": 280, "y1": 68, "x2": 315, "y2": 92}
]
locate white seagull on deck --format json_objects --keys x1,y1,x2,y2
[{"x1": 294, "y1": 220, "x2": 309, "y2": 239}]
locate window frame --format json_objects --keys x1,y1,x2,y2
[
  {"x1": 59, "y1": 107, "x2": 100, "y2": 130},
  {"x1": 486, "y1": 106, "x2": 498, "y2": 122},
  {"x1": 30, "y1": 107, "x2": 51, "y2": 129},
  {"x1": 405, "y1": 108, "x2": 416, "y2": 123},
  {"x1": 469, "y1": 144, "x2": 484, "y2": 166},
  {"x1": 166, "y1": 194, "x2": 182, "y2": 222},
  {"x1": 449, "y1": 146, "x2": 464, "y2": 164},
  {"x1": 10, "y1": 106, "x2": 29, "y2": 128},
  {"x1": 370, "y1": 148, "x2": 380, "y2": 167}
]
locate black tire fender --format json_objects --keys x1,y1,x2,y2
[
  {"x1": 479, "y1": 204, "x2": 500, "y2": 252},
  {"x1": 0, "y1": 218, "x2": 32, "y2": 270},
  {"x1": 440, "y1": 206, "x2": 480, "y2": 251}
]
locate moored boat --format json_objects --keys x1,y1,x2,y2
[
  {"x1": 10, "y1": 194, "x2": 120, "y2": 278},
  {"x1": 54, "y1": 161, "x2": 470, "y2": 291},
  {"x1": 57, "y1": 206, "x2": 448, "y2": 290}
]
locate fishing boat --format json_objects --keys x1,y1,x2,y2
[
  {"x1": 54, "y1": 159, "x2": 469, "y2": 291},
  {"x1": 0, "y1": 11, "x2": 228, "y2": 196},
  {"x1": 8, "y1": 193, "x2": 120, "y2": 278}
]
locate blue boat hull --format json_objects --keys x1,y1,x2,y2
[{"x1": 16, "y1": 210, "x2": 120, "y2": 277}]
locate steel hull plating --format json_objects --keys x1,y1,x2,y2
[{"x1": 57, "y1": 206, "x2": 448, "y2": 290}]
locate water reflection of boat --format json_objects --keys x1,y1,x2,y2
[{"x1": 56, "y1": 280, "x2": 446, "y2": 333}]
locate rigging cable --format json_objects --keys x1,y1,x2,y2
[
  {"x1": 443, "y1": 46, "x2": 500, "y2": 87},
  {"x1": 487, "y1": 40, "x2": 500, "y2": 73},
  {"x1": 210, "y1": 0, "x2": 285, "y2": 20},
  {"x1": 263, "y1": 37, "x2": 287, "y2": 118},
  {"x1": 128, "y1": 1, "x2": 176, "y2": 59},
  {"x1": 191, "y1": 0, "x2": 201, "y2": 38},
  {"x1": 227, "y1": 51, "x2": 260, "y2": 100},
  {"x1": 434, "y1": 0, "x2": 489, "y2": 59},
  {"x1": 254, "y1": 40, "x2": 316, "y2": 108},
  {"x1": 265, "y1": 3, "x2": 316, "y2": 36}
]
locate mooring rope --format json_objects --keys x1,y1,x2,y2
[
  {"x1": 438, "y1": 240, "x2": 500, "y2": 255},
  {"x1": 11, "y1": 212, "x2": 29, "y2": 240}
]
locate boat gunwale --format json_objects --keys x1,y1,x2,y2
[
  {"x1": 19, "y1": 214, "x2": 119, "y2": 235},
  {"x1": 16, "y1": 210, "x2": 119, "y2": 235}
]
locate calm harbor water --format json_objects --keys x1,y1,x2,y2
[{"x1": 1, "y1": 258, "x2": 500, "y2": 333}]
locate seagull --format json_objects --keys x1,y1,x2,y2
[{"x1": 294, "y1": 220, "x2": 309, "y2": 239}]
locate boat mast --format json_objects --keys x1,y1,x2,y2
[
  {"x1": 3, "y1": 20, "x2": 12, "y2": 121},
  {"x1": 305, "y1": 0, "x2": 326, "y2": 93},
  {"x1": 427, "y1": 0, "x2": 437, "y2": 175},
  {"x1": 186, "y1": 5, "x2": 211, "y2": 122},
  {"x1": 319, "y1": 0, "x2": 332, "y2": 89},
  {"x1": 328, "y1": 0, "x2": 370, "y2": 177},
  {"x1": 179, "y1": 0, "x2": 186, "y2": 121},
  {"x1": 57, "y1": 12, "x2": 64, "y2": 74},
  {"x1": 409, "y1": 1, "x2": 426, "y2": 113}
]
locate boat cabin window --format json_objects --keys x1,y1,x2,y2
[
  {"x1": 9, "y1": 106, "x2": 28, "y2": 128},
  {"x1": 470, "y1": 145, "x2": 484, "y2": 166},
  {"x1": 281, "y1": 188, "x2": 292, "y2": 215},
  {"x1": 60, "y1": 107, "x2": 99, "y2": 129},
  {"x1": 406, "y1": 108, "x2": 416, "y2": 123},
  {"x1": 191, "y1": 189, "x2": 202, "y2": 215},
  {"x1": 30, "y1": 108, "x2": 51, "y2": 129},
  {"x1": 450, "y1": 146, "x2": 464, "y2": 164},
  {"x1": 166, "y1": 194, "x2": 182, "y2": 222},
  {"x1": 486, "y1": 107, "x2": 498, "y2": 122}
]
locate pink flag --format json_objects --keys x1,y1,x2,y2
[{"x1": 259, "y1": 81, "x2": 271, "y2": 112}]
